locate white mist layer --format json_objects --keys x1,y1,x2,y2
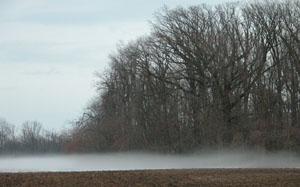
[{"x1": 0, "y1": 151, "x2": 299, "y2": 172}]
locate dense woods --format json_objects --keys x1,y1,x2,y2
[
  {"x1": 1, "y1": 0, "x2": 299, "y2": 154},
  {"x1": 69, "y1": 1, "x2": 300, "y2": 153}
]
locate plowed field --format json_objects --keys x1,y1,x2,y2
[{"x1": 1, "y1": 169, "x2": 300, "y2": 186}]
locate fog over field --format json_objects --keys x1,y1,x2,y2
[{"x1": 0, "y1": 151, "x2": 300, "y2": 172}]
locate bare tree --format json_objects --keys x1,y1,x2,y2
[
  {"x1": 0, "y1": 118, "x2": 15, "y2": 152},
  {"x1": 21, "y1": 121, "x2": 43, "y2": 152}
]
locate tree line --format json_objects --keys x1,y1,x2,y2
[
  {"x1": 2, "y1": 0, "x2": 299, "y2": 154},
  {"x1": 0, "y1": 118, "x2": 65, "y2": 154},
  {"x1": 69, "y1": 0, "x2": 299, "y2": 153}
]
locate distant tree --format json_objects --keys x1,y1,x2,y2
[
  {"x1": 0, "y1": 118, "x2": 16, "y2": 152},
  {"x1": 20, "y1": 121, "x2": 43, "y2": 152}
]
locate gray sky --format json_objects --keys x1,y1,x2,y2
[{"x1": 0, "y1": 0, "x2": 234, "y2": 131}]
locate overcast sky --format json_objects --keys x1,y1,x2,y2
[{"x1": 0, "y1": 0, "x2": 235, "y2": 131}]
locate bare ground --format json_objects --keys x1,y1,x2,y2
[{"x1": 1, "y1": 169, "x2": 300, "y2": 186}]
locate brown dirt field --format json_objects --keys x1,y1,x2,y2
[{"x1": 0, "y1": 169, "x2": 300, "y2": 187}]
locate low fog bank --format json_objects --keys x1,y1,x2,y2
[{"x1": 0, "y1": 150, "x2": 300, "y2": 172}]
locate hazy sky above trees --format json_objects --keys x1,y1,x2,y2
[{"x1": 0, "y1": 0, "x2": 234, "y2": 130}]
